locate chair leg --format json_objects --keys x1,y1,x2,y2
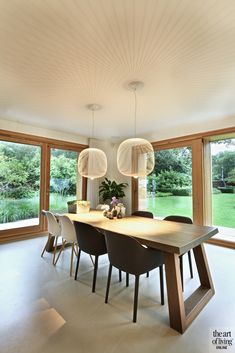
[
  {"x1": 41, "y1": 234, "x2": 51, "y2": 257},
  {"x1": 105, "y1": 264, "x2": 112, "y2": 303},
  {"x1": 54, "y1": 239, "x2": 66, "y2": 265},
  {"x1": 159, "y1": 265, "x2": 164, "y2": 305},
  {"x1": 179, "y1": 255, "x2": 184, "y2": 292},
  {"x1": 74, "y1": 249, "x2": 81, "y2": 280},
  {"x1": 126, "y1": 273, "x2": 129, "y2": 287},
  {"x1": 146, "y1": 271, "x2": 149, "y2": 278},
  {"x1": 119, "y1": 270, "x2": 122, "y2": 282},
  {"x1": 70, "y1": 243, "x2": 74, "y2": 277},
  {"x1": 133, "y1": 275, "x2": 140, "y2": 323},
  {"x1": 73, "y1": 243, "x2": 78, "y2": 257},
  {"x1": 52, "y1": 235, "x2": 59, "y2": 265},
  {"x1": 92, "y1": 256, "x2": 99, "y2": 293},
  {"x1": 188, "y1": 250, "x2": 193, "y2": 278},
  {"x1": 89, "y1": 255, "x2": 95, "y2": 266}
]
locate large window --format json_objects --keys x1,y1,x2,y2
[
  {"x1": 210, "y1": 138, "x2": 235, "y2": 240},
  {"x1": 139, "y1": 147, "x2": 192, "y2": 219},
  {"x1": 0, "y1": 141, "x2": 41, "y2": 230},
  {"x1": 0, "y1": 130, "x2": 87, "y2": 239}
]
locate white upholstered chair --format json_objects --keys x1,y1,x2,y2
[
  {"x1": 41, "y1": 210, "x2": 61, "y2": 265},
  {"x1": 55, "y1": 215, "x2": 78, "y2": 276}
]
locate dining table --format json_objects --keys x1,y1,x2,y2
[{"x1": 65, "y1": 210, "x2": 218, "y2": 334}]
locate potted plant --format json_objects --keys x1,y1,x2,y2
[{"x1": 99, "y1": 178, "x2": 128, "y2": 204}]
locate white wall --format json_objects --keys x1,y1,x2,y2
[
  {"x1": 87, "y1": 138, "x2": 132, "y2": 215},
  {"x1": 0, "y1": 118, "x2": 88, "y2": 145},
  {"x1": 143, "y1": 115, "x2": 235, "y2": 142}
]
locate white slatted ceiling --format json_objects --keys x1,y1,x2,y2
[{"x1": 0, "y1": 0, "x2": 235, "y2": 138}]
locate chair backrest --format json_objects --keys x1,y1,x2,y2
[
  {"x1": 73, "y1": 221, "x2": 107, "y2": 256},
  {"x1": 163, "y1": 215, "x2": 193, "y2": 224},
  {"x1": 104, "y1": 231, "x2": 163, "y2": 275},
  {"x1": 42, "y1": 210, "x2": 60, "y2": 237},
  {"x1": 57, "y1": 215, "x2": 77, "y2": 243},
  {"x1": 132, "y1": 210, "x2": 154, "y2": 219}
]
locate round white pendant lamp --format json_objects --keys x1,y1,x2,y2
[
  {"x1": 78, "y1": 104, "x2": 107, "y2": 180},
  {"x1": 117, "y1": 81, "x2": 155, "y2": 178}
]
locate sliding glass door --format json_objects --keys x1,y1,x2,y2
[
  {"x1": 138, "y1": 146, "x2": 192, "y2": 219},
  {"x1": 0, "y1": 140, "x2": 41, "y2": 230},
  {"x1": 210, "y1": 138, "x2": 235, "y2": 242},
  {"x1": 49, "y1": 148, "x2": 82, "y2": 213},
  {"x1": 0, "y1": 130, "x2": 87, "y2": 240}
]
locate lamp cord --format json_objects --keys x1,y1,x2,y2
[
  {"x1": 91, "y1": 109, "x2": 94, "y2": 139},
  {"x1": 134, "y1": 89, "x2": 137, "y2": 137}
]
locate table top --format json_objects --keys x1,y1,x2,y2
[{"x1": 65, "y1": 211, "x2": 218, "y2": 255}]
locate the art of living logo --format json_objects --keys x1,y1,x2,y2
[{"x1": 210, "y1": 328, "x2": 234, "y2": 352}]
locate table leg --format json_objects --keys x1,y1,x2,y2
[
  {"x1": 164, "y1": 252, "x2": 186, "y2": 333},
  {"x1": 164, "y1": 244, "x2": 215, "y2": 333}
]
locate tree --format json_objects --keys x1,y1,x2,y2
[
  {"x1": 226, "y1": 168, "x2": 235, "y2": 185},
  {"x1": 212, "y1": 151, "x2": 235, "y2": 180},
  {"x1": 50, "y1": 154, "x2": 77, "y2": 195},
  {"x1": 155, "y1": 169, "x2": 191, "y2": 192},
  {"x1": 152, "y1": 148, "x2": 192, "y2": 175},
  {"x1": 147, "y1": 147, "x2": 192, "y2": 194}
]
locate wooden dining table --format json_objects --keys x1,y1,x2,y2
[{"x1": 65, "y1": 210, "x2": 218, "y2": 333}]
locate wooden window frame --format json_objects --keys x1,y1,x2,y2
[
  {"x1": 132, "y1": 126, "x2": 235, "y2": 249},
  {"x1": 0, "y1": 129, "x2": 88, "y2": 242}
]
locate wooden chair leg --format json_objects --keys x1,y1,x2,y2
[
  {"x1": 41, "y1": 234, "x2": 51, "y2": 257},
  {"x1": 119, "y1": 270, "x2": 122, "y2": 282},
  {"x1": 74, "y1": 243, "x2": 78, "y2": 257},
  {"x1": 179, "y1": 255, "x2": 184, "y2": 292},
  {"x1": 126, "y1": 273, "x2": 129, "y2": 287},
  {"x1": 188, "y1": 250, "x2": 193, "y2": 278},
  {"x1": 133, "y1": 275, "x2": 140, "y2": 323},
  {"x1": 159, "y1": 265, "x2": 164, "y2": 305},
  {"x1": 92, "y1": 256, "x2": 99, "y2": 293},
  {"x1": 74, "y1": 249, "x2": 81, "y2": 280},
  {"x1": 70, "y1": 243, "x2": 74, "y2": 277},
  {"x1": 105, "y1": 264, "x2": 112, "y2": 303},
  {"x1": 54, "y1": 239, "x2": 66, "y2": 265},
  {"x1": 52, "y1": 235, "x2": 59, "y2": 265}
]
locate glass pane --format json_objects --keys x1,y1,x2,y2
[
  {"x1": 139, "y1": 147, "x2": 192, "y2": 219},
  {"x1": 211, "y1": 138, "x2": 235, "y2": 237},
  {"x1": 0, "y1": 141, "x2": 41, "y2": 230},
  {"x1": 49, "y1": 148, "x2": 81, "y2": 213}
]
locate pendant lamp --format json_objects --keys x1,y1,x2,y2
[
  {"x1": 78, "y1": 104, "x2": 107, "y2": 180},
  {"x1": 117, "y1": 81, "x2": 155, "y2": 178}
]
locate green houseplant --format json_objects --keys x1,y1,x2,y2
[{"x1": 99, "y1": 178, "x2": 128, "y2": 203}]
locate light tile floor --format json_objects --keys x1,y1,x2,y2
[{"x1": 0, "y1": 237, "x2": 234, "y2": 353}]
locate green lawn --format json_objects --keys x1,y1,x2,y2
[
  {"x1": 1, "y1": 193, "x2": 234, "y2": 229},
  {"x1": 146, "y1": 193, "x2": 235, "y2": 228}
]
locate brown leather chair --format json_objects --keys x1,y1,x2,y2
[
  {"x1": 104, "y1": 230, "x2": 164, "y2": 323},
  {"x1": 132, "y1": 210, "x2": 154, "y2": 218},
  {"x1": 74, "y1": 221, "x2": 107, "y2": 293},
  {"x1": 132, "y1": 210, "x2": 154, "y2": 278},
  {"x1": 164, "y1": 215, "x2": 193, "y2": 290}
]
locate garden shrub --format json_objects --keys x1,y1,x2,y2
[
  {"x1": 3, "y1": 186, "x2": 35, "y2": 199},
  {"x1": 155, "y1": 169, "x2": 191, "y2": 193},
  {"x1": 171, "y1": 187, "x2": 192, "y2": 196},
  {"x1": 0, "y1": 199, "x2": 39, "y2": 223},
  {"x1": 212, "y1": 188, "x2": 221, "y2": 194},
  {"x1": 218, "y1": 187, "x2": 234, "y2": 194},
  {"x1": 155, "y1": 192, "x2": 173, "y2": 197}
]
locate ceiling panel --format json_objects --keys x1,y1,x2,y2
[{"x1": 0, "y1": 0, "x2": 235, "y2": 138}]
